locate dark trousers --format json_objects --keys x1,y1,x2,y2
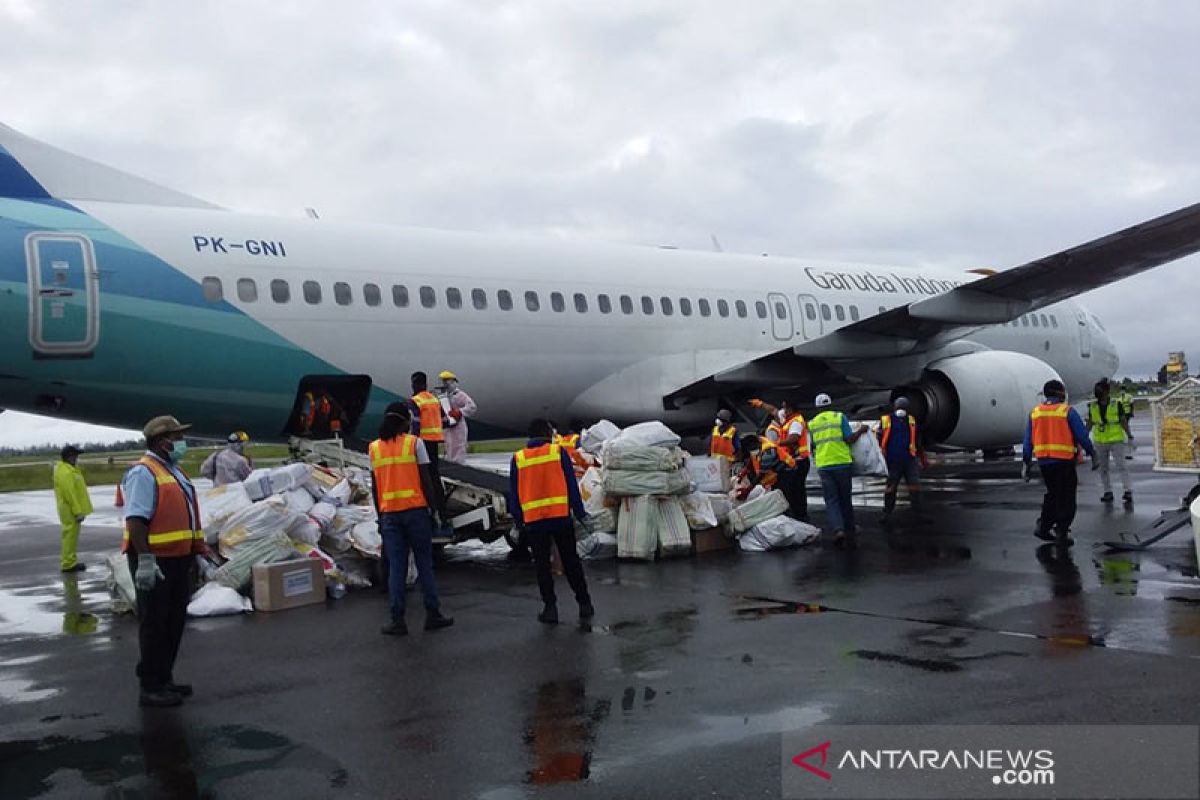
[
  {"x1": 818, "y1": 466, "x2": 856, "y2": 534},
  {"x1": 1038, "y1": 460, "x2": 1078, "y2": 535},
  {"x1": 527, "y1": 518, "x2": 590, "y2": 608},
  {"x1": 380, "y1": 508, "x2": 440, "y2": 618},
  {"x1": 424, "y1": 439, "x2": 445, "y2": 510},
  {"x1": 777, "y1": 460, "x2": 810, "y2": 519},
  {"x1": 127, "y1": 553, "x2": 192, "y2": 691}
]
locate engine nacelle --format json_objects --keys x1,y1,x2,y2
[{"x1": 895, "y1": 351, "x2": 1061, "y2": 449}]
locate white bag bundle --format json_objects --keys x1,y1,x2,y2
[
  {"x1": 106, "y1": 552, "x2": 137, "y2": 615},
  {"x1": 242, "y1": 468, "x2": 275, "y2": 502},
  {"x1": 739, "y1": 516, "x2": 820, "y2": 551},
  {"x1": 704, "y1": 492, "x2": 734, "y2": 524},
  {"x1": 307, "y1": 501, "x2": 338, "y2": 533},
  {"x1": 219, "y1": 501, "x2": 295, "y2": 558},
  {"x1": 187, "y1": 582, "x2": 253, "y2": 616},
  {"x1": 280, "y1": 487, "x2": 316, "y2": 515},
  {"x1": 577, "y1": 531, "x2": 618, "y2": 560},
  {"x1": 603, "y1": 468, "x2": 692, "y2": 497},
  {"x1": 609, "y1": 421, "x2": 681, "y2": 449},
  {"x1": 583, "y1": 507, "x2": 617, "y2": 534},
  {"x1": 617, "y1": 496, "x2": 657, "y2": 560},
  {"x1": 684, "y1": 456, "x2": 732, "y2": 493},
  {"x1": 851, "y1": 431, "x2": 888, "y2": 477},
  {"x1": 680, "y1": 493, "x2": 719, "y2": 530},
  {"x1": 213, "y1": 531, "x2": 295, "y2": 591},
  {"x1": 728, "y1": 489, "x2": 790, "y2": 533},
  {"x1": 578, "y1": 467, "x2": 607, "y2": 514},
  {"x1": 269, "y1": 463, "x2": 315, "y2": 495},
  {"x1": 286, "y1": 515, "x2": 322, "y2": 546},
  {"x1": 319, "y1": 479, "x2": 353, "y2": 507},
  {"x1": 655, "y1": 497, "x2": 692, "y2": 557},
  {"x1": 350, "y1": 520, "x2": 382, "y2": 557},
  {"x1": 200, "y1": 482, "x2": 254, "y2": 545},
  {"x1": 580, "y1": 419, "x2": 621, "y2": 454},
  {"x1": 602, "y1": 443, "x2": 684, "y2": 472}
]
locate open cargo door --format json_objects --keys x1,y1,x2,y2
[{"x1": 285, "y1": 375, "x2": 373, "y2": 439}]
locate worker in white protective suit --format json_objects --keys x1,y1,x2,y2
[{"x1": 439, "y1": 370, "x2": 478, "y2": 463}]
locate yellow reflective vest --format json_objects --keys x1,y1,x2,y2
[{"x1": 810, "y1": 411, "x2": 852, "y2": 469}]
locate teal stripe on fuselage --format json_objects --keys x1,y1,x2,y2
[{"x1": 0, "y1": 198, "x2": 399, "y2": 438}]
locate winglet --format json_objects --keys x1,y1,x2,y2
[{"x1": 0, "y1": 122, "x2": 221, "y2": 209}]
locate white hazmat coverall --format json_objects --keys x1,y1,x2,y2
[{"x1": 442, "y1": 384, "x2": 478, "y2": 463}]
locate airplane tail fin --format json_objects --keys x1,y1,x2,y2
[{"x1": 0, "y1": 122, "x2": 221, "y2": 209}]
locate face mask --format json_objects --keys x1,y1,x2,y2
[
  {"x1": 715, "y1": 418, "x2": 724, "y2": 426},
  {"x1": 777, "y1": 410, "x2": 787, "y2": 422},
  {"x1": 895, "y1": 409, "x2": 907, "y2": 418},
  {"x1": 444, "y1": 381, "x2": 458, "y2": 394},
  {"x1": 168, "y1": 440, "x2": 188, "y2": 464}
]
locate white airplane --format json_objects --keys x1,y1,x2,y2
[{"x1": 2, "y1": 122, "x2": 1198, "y2": 448}]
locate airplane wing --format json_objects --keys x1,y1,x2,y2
[{"x1": 667, "y1": 201, "x2": 1200, "y2": 404}]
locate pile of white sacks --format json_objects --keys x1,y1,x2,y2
[{"x1": 573, "y1": 420, "x2": 819, "y2": 559}]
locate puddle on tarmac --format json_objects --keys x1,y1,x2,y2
[
  {"x1": 0, "y1": 721, "x2": 350, "y2": 798},
  {"x1": 523, "y1": 679, "x2": 610, "y2": 785},
  {"x1": 609, "y1": 607, "x2": 698, "y2": 673},
  {"x1": 850, "y1": 649, "x2": 963, "y2": 673},
  {"x1": 0, "y1": 576, "x2": 107, "y2": 639}
]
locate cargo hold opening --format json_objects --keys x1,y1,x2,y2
[{"x1": 285, "y1": 375, "x2": 372, "y2": 439}]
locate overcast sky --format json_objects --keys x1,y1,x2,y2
[{"x1": 1, "y1": 1, "x2": 1196, "y2": 446}]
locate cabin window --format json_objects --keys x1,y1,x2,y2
[
  {"x1": 698, "y1": 298, "x2": 711, "y2": 317},
  {"x1": 679, "y1": 298, "x2": 692, "y2": 316},
  {"x1": 805, "y1": 305, "x2": 817, "y2": 321},
  {"x1": 661, "y1": 297, "x2": 674, "y2": 315},
  {"x1": 551, "y1": 292, "x2": 565, "y2": 312},
  {"x1": 270, "y1": 279, "x2": 290, "y2": 303},
  {"x1": 821, "y1": 304, "x2": 832, "y2": 321},
  {"x1": 471, "y1": 288, "x2": 487, "y2": 310},
  {"x1": 498, "y1": 289, "x2": 513, "y2": 310},
  {"x1": 1040, "y1": 314, "x2": 1050, "y2": 328},
  {"x1": 1021, "y1": 315, "x2": 1029, "y2": 327},
  {"x1": 237, "y1": 278, "x2": 258, "y2": 303},
  {"x1": 202, "y1": 276, "x2": 223, "y2": 302},
  {"x1": 525, "y1": 291, "x2": 540, "y2": 312},
  {"x1": 717, "y1": 299, "x2": 729, "y2": 317},
  {"x1": 574, "y1": 293, "x2": 588, "y2": 313},
  {"x1": 363, "y1": 283, "x2": 381, "y2": 307},
  {"x1": 735, "y1": 300, "x2": 747, "y2": 318},
  {"x1": 1050, "y1": 315, "x2": 1058, "y2": 328},
  {"x1": 849, "y1": 305, "x2": 860, "y2": 321},
  {"x1": 392, "y1": 285, "x2": 409, "y2": 307},
  {"x1": 334, "y1": 282, "x2": 352, "y2": 306},
  {"x1": 446, "y1": 287, "x2": 462, "y2": 309},
  {"x1": 835, "y1": 305, "x2": 846, "y2": 322},
  {"x1": 641, "y1": 296, "x2": 654, "y2": 315},
  {"x1": 620, "y1": 295, "x2": 633, "y2": 314},
  {"x1": 303, "y1": 281, "x2": 322, "y2": 304},
  {"x1": 774, "y1": 301, "x2": 787, "y2": 320},
  {"x1": 1031, "y1": 314, "x2": 1040, "y2": 327},
  {"x1": 755, "y1": 301, "x2": 768, "y2": 319},
  {"x1": 420, "y1": 286, "x2": 436, "y2": 308},
  {"x1": 598, "y1": 294, "x2": 612, "y2": 314}
]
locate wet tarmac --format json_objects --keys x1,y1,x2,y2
[{"x1": 1, "y1": 422, "x2": 1199, "y2": 798}]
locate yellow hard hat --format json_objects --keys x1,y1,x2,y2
[{"x1": 438, "y1": 370, "x2": 458, "y2": 381}]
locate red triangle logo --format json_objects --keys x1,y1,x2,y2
[{"x1": 792, "y1": 741, "x2": 832, "y2": 780}]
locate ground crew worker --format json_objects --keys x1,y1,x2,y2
[
  {"x1": 298, "y1": 390, "x2": 317, "y2": 435},
  {"x1": 878, "y1": 398, "x2": 928, "y2": 521},
  {"x1": 1086, "y1": 380, "x2": 1133, "y2": 505},
  {"x1": 508, "y1": 418, "x2": 594, "y2": 625},
  {"x1": 553, "y1": 423, "x2": 592, "y2": 478},
  {"x1": 710, "y1": 409, "x2": 739, "y2": 460},
  {"x1": 369, "y1": 402, "x2": 455, "y2": 637},
  {"x1": 439, "y1": 370, "x2": 478, "y2": 464},
  {"x1": 200, "y1": 432, "x2": 252, "y2": 486},
  {"x1": 751, "y1": 398, "x2": 811, "y2": 520},
  {"x1": 809, "y1": 393, "x2": 869, "y2": 547},
  {"x1": 1022, "y1": 379, "x2": 1097, "y2": 547},
  {"x1": 411, "y1": 371, "x2": 446, "y2": 510},
  {"x1": 121, "y1": 416, "x2": 207, "y2": 708},
  {"x1": 53, "y1": 444, "x2": 92, "y2": 573}
]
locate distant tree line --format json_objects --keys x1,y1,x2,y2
[{"x1": 0, "y1": 439, "x2": 144, "y2": 458}]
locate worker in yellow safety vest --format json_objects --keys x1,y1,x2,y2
[
  {"x1": 121, "y1": 415, "x2": 208, "y2": 708},
  {"x1": 411, "y1": 371, "x2": 447, "y2": 511},
  {"x1": 369, "y1": 401, "x2": 454, "y2": 637},
  {"x1": 1086, "y1": 380, "x2": 1133, "y2": 506},
  {"x1": 808, "y1": 393, "x2": 869, "y2": 547},
  {"x1": 53, "y1": 444, "x2": 92, "y2": 572},
  {"x1": 710, "y1": 409, "x2": 739, "y2": 460},
  {"x1": 508, "y1": 418, "x2": 594, "y2": 625},
  {"x1": 1022, "y1": 379, "x2": 1096, "y2": 547}
]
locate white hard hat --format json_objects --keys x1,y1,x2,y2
[{"x1": 815, "y1": 393, "x2": 832, "y2": 407}]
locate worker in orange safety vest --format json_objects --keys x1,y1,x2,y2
[
  {"x1": 878, "y1": 397, "x2": 929, "y2": 522},
  {"x1": 709, "y1": 409, "x2": 739, "y2": 460},
  {"x1": 411, "y1": 371, "x2": 447, "y2": 511},
  {"x1": 1022, "y1": 379, "x2": 1096, "y2": 548}
]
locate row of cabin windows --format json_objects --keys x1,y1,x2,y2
[
  {"x1": 202, "y1": 276, "x2": 791, "y2": 320},
  {"x1": 1005, "y1": 313, "x2": 1058, "y2": 329}
]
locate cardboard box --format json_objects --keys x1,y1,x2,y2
[
  {"x1": 252, "y1": 559, "x2": 325, "y2": 611},
  {"x1": 691, "y1": 526, "x2": 734, "y2": 554}
]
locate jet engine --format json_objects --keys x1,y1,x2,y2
[{"x1": 892, "y1": 351, "x2": 1061, "y2": 449}]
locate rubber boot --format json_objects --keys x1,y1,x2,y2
[
  {"x1": 381, "y1": 618, "x2": 409, "y2": 636},
  {"x1": 881, "y1": 491, "x2": 896, "y2": 522},
  {"x1": 1100, "y1": 491, "x2": 1114, "y2": 504},
  {"x1": 1122, "y1": 491, "x2": 1133, "y2": 507},
  {"x1": 424, "y1": 610, "x2": 455, "y2": 631},
  {"x1": 538, "y1": 603, "x2": 559, "y2": 624}
]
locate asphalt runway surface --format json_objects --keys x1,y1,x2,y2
[{"x1": 1, "y1": 424, "x2": 1198, "y2": 798}]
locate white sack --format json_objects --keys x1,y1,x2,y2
[
  {"x1": 578, "y1": 467, "x2": 607, "y2": 515},
  {"x1": 269, "y1": 463, "x2": 315, "y2": 495},
  {"x1": 602, "y1": 443, "x2": 685, "y2": 472},
  {"x1": 681, "y1": 493, "x2": 719, "y2": 530},
  {"x1": 213, "y1": 532, "x2": 295, "y2": 591},
  {"x1": 655, "y1": 497, "x2": 692, "y2": 557},
  {"x1": 603, "y1": 468, "x2": 692, "y2": 497},
  {"x1": 617, "y1": 496, "x2": 657, "y2": 560},
  {"x1": 609, "y1": 421, "x2": 681, "y2": 449},
  {"x1": 851, "y1": 432, "x2": 888, "y2": 477},
  {"x1": 307, "y1": 501, "x2": 338, "y2": 533},
  {"x1": 746, "y1": 484, "x2": 767, "y2": 502},
  {"x1": 704, "y1": 492, "x2": 734, "y2": 524},
  {"x1": 580, "y1": 419, "x2": 621, "y2": 454},
  {"x1": 577, "y1": 531, "x2": 618, "y2": 560},
  {"x1": 739, "y1": 516, "x2": 820, "y2": 552},
  {"x1": 319, "y1": 479, "x2": 353, "y2": 506},
  {"x1": 187, "y1": 582, "x2": 253, "y2": 616},
  {"x1": 106, "y1": 552, "x2": 137, "y2": 616},
  {"x1": 281, "y1": 487, "x2": 316, "y2": 515},
  {"x1": 219, "y1": 501, "x2": 294, "y2": 558},
  {"x1": 350, "y1": 519, "x2": 383, "y2": 557},
  {"x1": 287, "y1": 515, "x2": 322, "y2": 546},
  {"x1": 582, "y1": 507, "x2": 617, "y2": 534},
  {"x1": 242, "y1": 468, "x2": 275, "y2": 502},
  {"x1": 728, "y1": 489, "x2": 790, "y2": 533},
  {"x1": 684, "y1": 456, "x2": 732, "y2": 493},
  {"x1": 200, "y1": 482, "x2": 254, "y2": 544}
]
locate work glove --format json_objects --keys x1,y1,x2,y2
[
  {"x1": 449, "y1": 408, "x2": 463, "y2": 419},
  {"x1": 1021, "y1": 462, "x2": 1031, "y2": 482},
  {"x1": 135, "y1": 553, "x2": 165, "y2": 593},
  {"x1": 748, "y1": 398, "x2": 764, "y2": 408}
]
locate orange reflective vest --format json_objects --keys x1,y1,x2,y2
[
  {"x1": 515, "y1": 444, "x2": 570, "y2": 523},
  {"x1": 879, "y1": 414, "x2": 918, "y2": 457},
  {"x1": 121, "y1": 457, "x2": 205, "y2": 557},
  {"x1": 555, "y1": 433, "x2": 580, "y2": 449},
  {"x1": 412, "y1": 391, "x2": 444, "y2": 442},
  {"x1": 760, "y1": 437, "x2": 797, "y2": 470},
  {"x1": 554, "y1": 433, "x2": 589, "y2": 477},
  {"x1": 710, "y1": 425, "x2": 736, "y2": 459},
  {"x1": 1030, "y1": 403, "x2": 1075, "y2": 461},
  {"x1": 767, "y1": 414, "x2": 810, "y2": 460},
  {"x1": 370, "y1": 435, "x2": 427, "y2": 512}
]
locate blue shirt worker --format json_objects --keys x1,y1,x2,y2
[
  {"x1": 808, "y1": 393, "x2": 869, "y2": 548},
  {"x1": 878, "y1": 398, "x2": 928, "y2": 522},
  {"x1": 508, "y1": 418, "x2": 594, "y2": 625},
  {"x1": 122, "y1": 415, "x2": 207, "y2": 708},
  {"x1": 1022, "y1": 379, "x2": 1096, "y2": 547}
]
